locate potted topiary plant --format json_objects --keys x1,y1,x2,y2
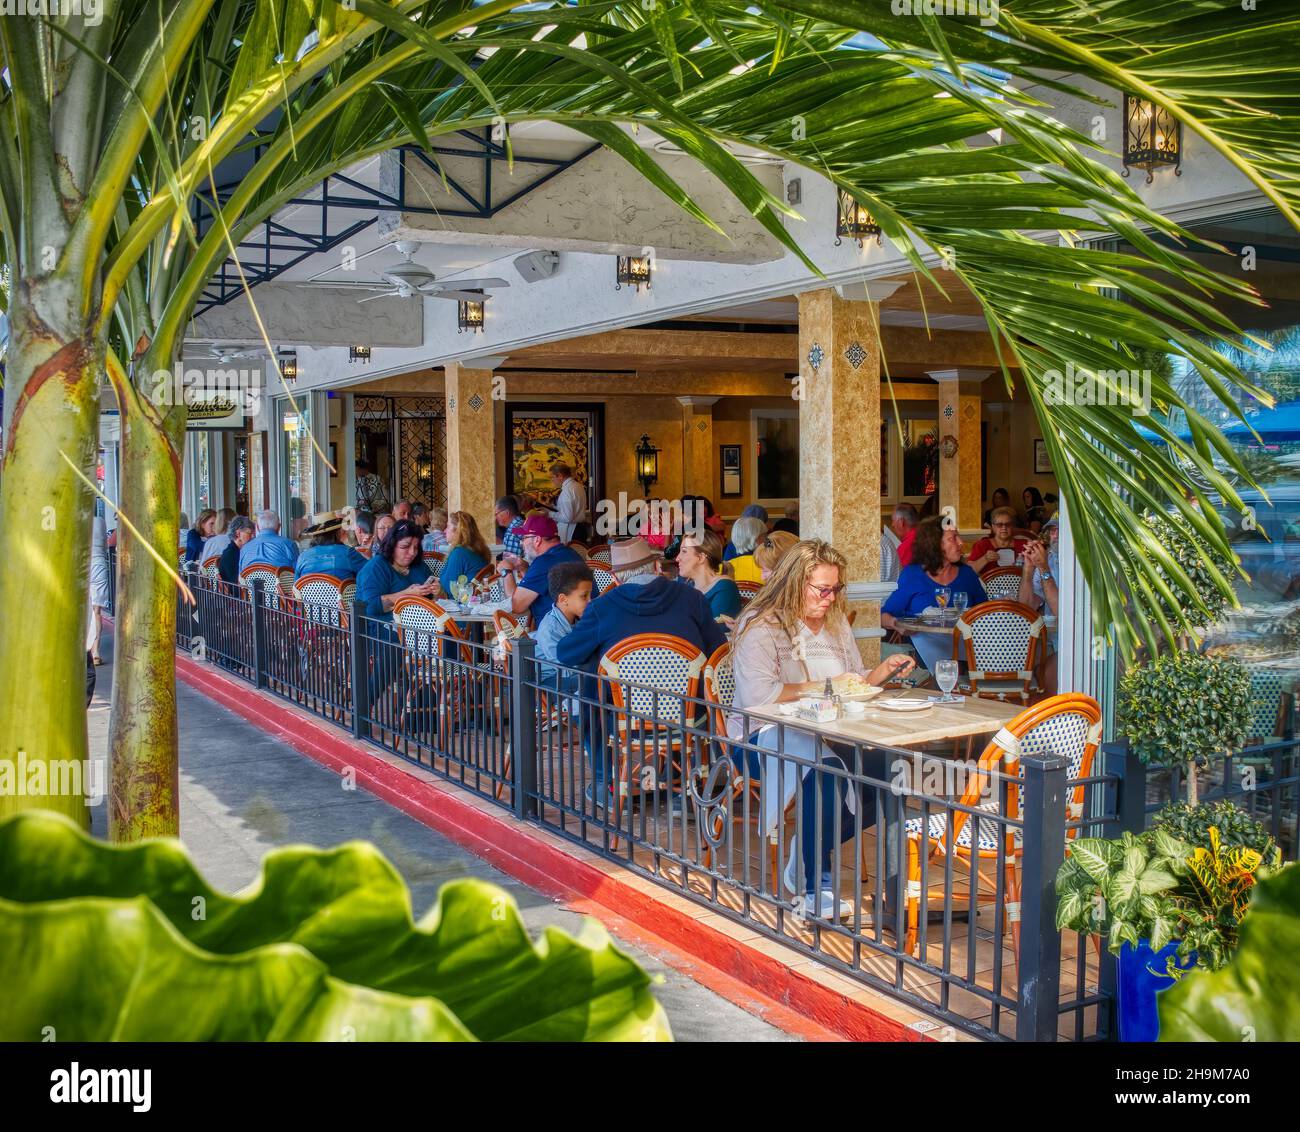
[
  {"x1": 1117, "y1": 650, "x2": 1252, "y2": 805},
  {"x1": 1055, "y1": 802, "x2": 1281, "y2": 1041}
]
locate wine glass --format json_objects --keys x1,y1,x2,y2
[
  {"x1": 935, "y1": 659, "x2": 959, "y2": 703},
  {"x1": 933, "y1": 587, "x2": 951, "y2": 620},
  {"x1": 953, "y1": 590, "x2": 969, "y2": 618}
]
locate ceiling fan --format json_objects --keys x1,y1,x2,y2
[
  {"x1": 317, "y1": 240, "x2": 510, "y2": 304},
  {"x1": 189, "y1": 342, "x2": 265, "y2": 363}
]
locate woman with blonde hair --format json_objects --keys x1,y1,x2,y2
[
  {"x1": 422, "y1": 505, "x2": 450, "y2": 554},
  {"x1": 675, "y1": 528, "x2": 740, "y2": 619},
  {"x1": 753, "y1": 530, "x2": 797, "y2": 580},
  {"x1": 438, "y1": 510, "x2": 491, "y2": 596},
  {"x1": 200, "y1": 507, "x2": 237, "y2": 563},
  {"x1": 730, "y1": 539, "x2": 914, "y2": 919}
]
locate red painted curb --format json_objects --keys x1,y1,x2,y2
[{"x1": 172, "y1": 652, "x2": 924, "y2": 1043}]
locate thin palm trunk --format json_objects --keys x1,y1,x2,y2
[
  {"x1": 0, "y1": 286, "x2": 102, "y2": 824},
  {"x1": 107, "y1": 356, "x2": 185, "y2": 840}
]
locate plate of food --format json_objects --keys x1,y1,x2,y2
[{"x1": 833, "y1": 674, "x2": 884, "y2": 701}]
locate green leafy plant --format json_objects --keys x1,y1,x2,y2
[
  {"x1": 1154, "y1": 801, "x2": 1282, "y2": 862},
  {"x1": 1055, "y1": 805, "x2": 1280, "y2": 975},
  {"x1": 1118, "y1": 651, "x2": 1252, "y2": 804},
  {"x1": 1136, "y1": 512, "x2": 1240, "y2": 637},
  {"x1": 0, "y1": 811, "x2": 670, "y2": 1042},
  {"x1": 1159, "y1": 863, "x2": 1300, "y2": 1042}
]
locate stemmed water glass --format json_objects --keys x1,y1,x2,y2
[
  {"x1": 933, "y1": 587, "x2": 951, "y2": 619},
  {"x1": 935, "y1": 659, "x2": 960, "y2": 704},
  {"x1": 952, "y1": 590, "x2": 969, "y2": 620}
]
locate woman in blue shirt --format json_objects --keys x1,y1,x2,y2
[
  {"x1": 355, "y1": 519, "x2": 439, "y2": 625},
  {"x1": 881, "y1": 517, "x2": 987, "y2": 676},
  {"x1": 675, "y1": 530, "x2": 742, "y2": 620},
  {"x1": 438, "y1": 511, "x2": 491, "y2": 599}
]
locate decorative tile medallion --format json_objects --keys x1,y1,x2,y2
[
  {"x1": 943, "y1": 402, "x2": 955, "y2": 420},
  {"x1": 844, "y1": 341, "x2": 867, "y2": 370},
  {"x1": 448, "y1": 396, "x2": 457, "y2": 413},
  {"x1": 696, "y1": 419, "x2": 708, "y2": 432},
  {"x1": 808, "y1": 342, "x2": 825, "y2": 371},
  {"x1": 468, "y1": 392, "x2": 485, "y2": 413}
]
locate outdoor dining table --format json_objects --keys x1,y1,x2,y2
[{"x1": 741, "y1": 691, "x2": 1024, "y2": 929}]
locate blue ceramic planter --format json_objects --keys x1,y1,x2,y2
[{"x1": 1117, "y1": 939, "x2": 1197, "y2": 1042}]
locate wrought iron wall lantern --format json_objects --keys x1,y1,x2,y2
[
  {"x1": 635, "y1": 433, "x2": 659, "y2": 497},
  {"x1": 348, "y1": 344, "x2": 372, "y2": 363},
  {"x1": 835, "y1": 187, "x2": 882, "y2": 247},
  {"x1": 457, "y1": 291, "x2": 486, "y2": 333},
  {"x1": 615, "y1": 254, "x2": 652, "y2": 291},
  {"x1": 1122, "y1": 93, "x2": 1182, "y2": 182},
  {"x1": 276, "y1": 349, "x2": 298, "y2": 383}
]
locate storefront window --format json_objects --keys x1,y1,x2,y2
[
  {"x1": 281, "y1": 401, "x2": 313, "y2": 541},
  {"x1": 194, "y1": 432, "x2": 211, "y2": 512}
]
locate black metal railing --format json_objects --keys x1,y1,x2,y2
[{"x1": 141, "y1": 572, "x2": 1298, "y2": 1041}]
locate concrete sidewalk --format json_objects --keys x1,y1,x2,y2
[{"x1": 86, "y1": 635, "x2": 797, "y2": 1042}]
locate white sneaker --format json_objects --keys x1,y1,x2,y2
[
  {"x1": 804, "y1": 888, "x2": 855, "y2": 921},
  {"x1": 783, "y1": 847, "x2": 801, "y2": 895}
]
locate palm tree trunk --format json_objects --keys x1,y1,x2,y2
[
  {"x1": 0, "y1": 291, "x2": 102, "y2": 824},
  {"x1": 107, "y1": 355, "x2": 186, "y2": 841}
]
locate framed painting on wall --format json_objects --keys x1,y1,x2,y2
[
  {"x1": 720, "y1": 444, "x2": 742, "y2": 497},
  {"x1": 503, "y1": 403, "x2": 605, "y2": 515},
  {"x1": 1034, "y1": 438, "x2": 1052, "y2": 475}
]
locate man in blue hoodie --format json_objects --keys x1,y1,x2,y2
[{"x1": 556, "y1": 537, "x2": 727, "y2": 808}]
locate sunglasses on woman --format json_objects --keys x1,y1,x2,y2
[{"x1": 806, "y1": 582, "x2": 846, "y2": 599}]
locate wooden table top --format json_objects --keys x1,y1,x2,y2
[{"x1": 743, "y1": 692, "x2": 1023, "y2": 748}]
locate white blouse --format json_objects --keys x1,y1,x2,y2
[{"x1": 727, "y1": 612, "x2": 858, "y2": 738}]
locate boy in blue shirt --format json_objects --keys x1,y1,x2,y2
[{"x1": 534, "y1": 561, "x2": 594, "y2": 691}]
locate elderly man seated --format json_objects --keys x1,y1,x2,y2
[
  {"x1": 556, "y1": 537, "x2": 727, "y2": 809},
  {"x1": 238, "y1": 510, "x2": 300, "y2": 572},
  {"x1": 294, "y1": 509, "x2": 368, "y2": 582}
]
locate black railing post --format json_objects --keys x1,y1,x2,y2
[
  {"x1": 350, "y1": 600, "x2": 369, "y2": 741},
  {"x1": 250, "y1": 580, "x2": 268, "y2": 690},
  {"x1": 1114, "y1": 741, "x2": 1148, "y2": 836},
  {"x1": 1016, "y1": 752, "x2": 1068, "y2": 1043},
  {"x1": 510, "y1": 635, "x2": 539, "y2": 821}
]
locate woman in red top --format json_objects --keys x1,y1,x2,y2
[{"x1": 968, "y1": 506, "x2": 1029, "y2": 575}]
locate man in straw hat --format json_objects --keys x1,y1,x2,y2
[
  {"x1": 556, "y1": 536, "x2": 726, "y2": 675},
  {"x1": 294, "y1": 507, "x2": 368, "y2": 582}
]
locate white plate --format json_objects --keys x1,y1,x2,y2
[{"x1": 875, "y1": 698, "x2": 934, "y2": 712}]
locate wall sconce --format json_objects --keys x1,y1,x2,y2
[
  {"x1": 348, "y1": 344, "x2": 372, "y2": 363},
  {"x1": 635, "y1": 433, "x2": 659, "y2": 497},
  {"x1": 276, "y1": 349, "x2": 298, "y2": 383},
  {"x1": 1122, "y1": 93, "x2": 1182, "y2": 182},
  {"x1": 835, "y1": 187, "x2": 881, "y2": 247},
  {"x1": 615, "y1": 254, "x2": 652, "y2": 291},
  {"x1": 457, "y1": 291, "x2": 485, "y2": 333},
  {"x1": 415, "y1": 443, "x2": 434, "y2": 498}
]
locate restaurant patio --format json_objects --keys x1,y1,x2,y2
[{"x1": 2, "y1": 1, "x2": 1300, "y2": 1047}]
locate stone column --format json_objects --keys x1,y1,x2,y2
[
  {"x1": 798, "y1": 282, "x2": 902, "y2": 666},
  {"x1": 444, "y1": 356, "x2": 503, "y2": 537},
  {"x1": 927, "y1": 368, "x2": 993, "y2": 531},
  {"x1": 676, "y1": 395, "x2": 719, "y2": 501}
]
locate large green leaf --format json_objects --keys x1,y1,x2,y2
[
  {"x1": 0, "y1": 811, "x2": 671, "y2": 1042},
  {"x1": 1159, "y1": 865, "x2": 1300, "y2": 1042}
]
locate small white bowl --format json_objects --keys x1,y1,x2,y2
[{"x1": 843, "y1": 701, "x2": 866, "y2": 717}]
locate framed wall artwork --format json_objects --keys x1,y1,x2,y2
[
  {"x1": 1034, "y1": 438, "x2": 1053, "y2": 475},
  {"x1": 503, "y1": 403, "x2": 605, "y2": 514},
  {"x1": 720, "y1": 444, "x2": 742, "y2": 497}
]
